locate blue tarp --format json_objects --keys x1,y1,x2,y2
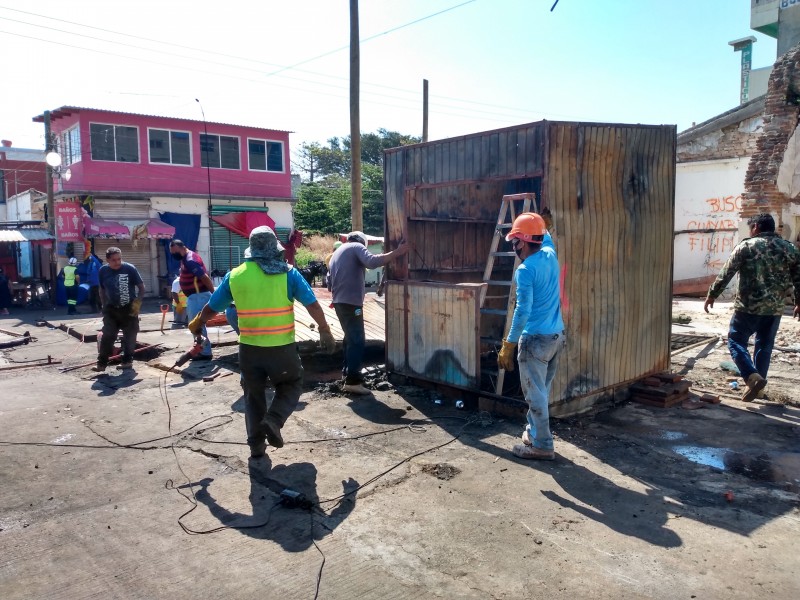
[{"x1": 159, "y1": 212, "x2": 201, "y2": 277}]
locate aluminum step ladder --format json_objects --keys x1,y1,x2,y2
[{"x1": 479, "y1": 193, "x2": 536, "y2": 395}]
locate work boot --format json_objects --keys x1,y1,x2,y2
[
  {"x1": 249, "y1": 442, "x2": 266, "y2": 459},
  {"x1": 261, "y1": 417, "x2": 284, "y2": 449},
  {"x1": 116, "y1": 361, "x2": 134, "y2": 370},
  {"x1": 742, "y1": 373, "x2": 767, "y2": 402},
  {"x1": 342, "y1": 382, "x2": 371, "y2": 395},
  {"x1": 521, "y1": 428, "x2": 532, "y2": 446},
  {"x1": 91, "y1": 363, "x2": 107, "y2": 372},
  {"x1": 512, "y1": 444, "x2": 555, "y2": 461}
]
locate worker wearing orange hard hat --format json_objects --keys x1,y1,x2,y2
[{"x1": 498, "y1": 212, "x2": 565, "y2": 461}]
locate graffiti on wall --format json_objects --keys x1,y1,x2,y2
[{"x1": 678, "y1": 194, "x2": 742, "y2": 275}]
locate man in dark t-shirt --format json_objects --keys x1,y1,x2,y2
[
  {"x1": 169, "y1": 239, "x2": 215, "y2": 358},
  {"x1": 94, "y1": 247, "x2": 145, "y2": 372}
]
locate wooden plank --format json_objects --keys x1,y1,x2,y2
[{"x1": 597, "y1": 125, "x2": 615, "y2": 391}]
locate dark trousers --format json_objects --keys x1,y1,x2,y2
[
  {"x1": 88, "y1": 285, "x2": 101, "y2": 312},
  {"x1": 65, "y1": 285, "x2": 78, "y2": 313},
  {"x1": 727, "y1": 311, "x2": 782, "y2": 381},
  {"x1": 98, "y1": 305, "x2": 139, "y2": 365},
  {"x1": 239, "y1": 342, "x2": 303, "y2": 448},
  {"x1": 334, "y1": 303, "x2": 365, "y2": 384}
]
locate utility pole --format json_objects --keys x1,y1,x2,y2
[
  {"x1": 44, "y1": 111, "x2": 55, "y2": 236},
  {"x1": 422, "y1": 79, "x2": 429, "y2": 142},
  {"x1": 44, "y1": 110, "x2": 58, "y2": 300},
  {"x1": 350, "y1": 0, "x2": 363, "y2": 232}
]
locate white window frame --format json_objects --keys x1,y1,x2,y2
[
  {"x1": 247, "y1": 138, "x2": 285, "y2": 173},
  {"x1": 89, "y1": 122, "x2": 141, "y2": 163},
  {"x1": 147, "y1": 127, "x2": 193, "y2": 167},
  {"x1": 199, "y1": 133, "x2": 241, "y2": 170},
  {"x1": 61, "y1": 126, "x2": 82, "y2": 166}
]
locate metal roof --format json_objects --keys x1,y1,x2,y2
[
  {"x1": 32, "y1": 105, "x2": 293, "y2": 134},
  {"x1": 0, "y1": 228, "x2": 54, "y2": 242}
]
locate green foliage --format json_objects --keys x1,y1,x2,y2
[
  {"x1": 293, "y1": 129, "x2": 421, "y2": 238},
  {"x1": 293, "y1": 246, "x2": 316, "y2": 269}
]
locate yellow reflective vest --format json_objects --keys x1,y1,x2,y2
[
  {"x1": 228, "y1": 262, "x2": 295, "y2": 347},
  {"x1": 63, "y1": 265, "x2": 77, "y2": 287},
  {"x1": 173, "y1": 290, "x2": 187, "y2": 312}
]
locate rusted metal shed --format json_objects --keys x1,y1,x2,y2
[{"x1": 383, "y1": 120, "x2": 676, "y2": 416}]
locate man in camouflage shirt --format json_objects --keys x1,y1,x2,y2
[{"x1": 704, "y1": 213, "x2": 800, "y2": 401}]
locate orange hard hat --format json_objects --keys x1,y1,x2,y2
[{"x1": 505, "y1": 212, "x2": 547, "y2": 242}]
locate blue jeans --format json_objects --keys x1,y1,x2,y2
[
  {"x1": 186, "y1": 291, "x2": 213, "y2": 357},
  {"x1": 333, "y1": 303, "x2": 365, "y2": 384},
  {"x1": 727, "y1": 311, "x2": 781, "y2": 381},
  {"x1": 517, "y1": 332, "x2": 565, "y2": 451}
]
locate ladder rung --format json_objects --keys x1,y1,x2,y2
[
  {"x1": 480, "y1": 308, "x2": 508, "y2": 316},
  {"x1": 497, "y1": 224, "x2": 512, "y2": 229},
  {"x1": 483, "y1": 295, "x2": 509, "y2": 300},
  {"x1": 483, "y1": 280, "x2": 512, "y2": 286},
  {"x1": 491, "y1": 251, "x2": 516, "y2": 257}
]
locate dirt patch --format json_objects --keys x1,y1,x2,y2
[{"x1": 421, "y1": 463, "x2": 461, "y2": 480}]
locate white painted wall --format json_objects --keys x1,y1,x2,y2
[
  {"x1": 4, "y1": 190, "x2": 35, "y2": 221},
  {"x1": 674, "y1": 157, "x2": 748, "y2": 282}
]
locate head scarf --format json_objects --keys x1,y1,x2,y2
[
  {"x1": 347, "y1": 231, "x2": 367, "y2": 246},
  {"x1": 246, "y1": 226, "x2": 289, "y2": 275}
]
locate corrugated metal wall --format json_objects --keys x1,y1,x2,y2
[
  {"x1": 386, "y1": 281, "x2": 482, "y2": 388},
  {"x1": 384, "y1": 120, "x2": 676, "y2": 415},
  {"x1": 544, "y1": 123, "x2": 676, "y2": 412}
]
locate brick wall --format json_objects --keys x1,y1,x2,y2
[
  {"x1": 743, "y1": 43, "x2": 800, "y2": 221},
  {"x1": 677, "y1": 115, "x2": 763, "y2": 162}
]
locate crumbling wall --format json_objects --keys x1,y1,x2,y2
[
  {"x1": 744, "y1": 42, "x2": 800, "y2": 225},
  {"x1": 677, "y1": 115, "x2": 763, "y2": 162}
]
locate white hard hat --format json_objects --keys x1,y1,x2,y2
[{"x1": 68, "y1": 257, "x2": 77, "y2": 265}]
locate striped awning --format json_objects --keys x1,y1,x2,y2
[{"x1": 0, "y1": 228, "x2": 55, "y2": 243}]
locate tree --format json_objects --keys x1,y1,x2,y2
[{"x1": 292, "y1": 129, "x2": 421, "y2": 236}]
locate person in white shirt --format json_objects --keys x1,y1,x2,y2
[{"x1": 171, "y1": 275, "x2": 188, "y2": 325}]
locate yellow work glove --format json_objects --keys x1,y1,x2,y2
[
  {"x1": 498, "y1": 340, "x2": 517, "y2": 372},
  {"x1": 318, "y1": 324, "x2": 336, "y2": 354},
  {"x1": 188, "y1": 314, "x2": 205, "y2": 336},
  {"x1": 130, "y1": 298, "x2": 143, "y2": 317}
]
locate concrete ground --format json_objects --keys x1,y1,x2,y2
[{"x1": 0, "y1": 299, "x2": 798, "y2": 599}]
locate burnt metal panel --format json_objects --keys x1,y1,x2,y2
[{"x1": 384, "y1": 120, "x2": 676, "y2": 416}]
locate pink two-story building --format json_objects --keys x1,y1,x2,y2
[{"x1": 33, "y1": 106, "x2": 296, "y2": 297}]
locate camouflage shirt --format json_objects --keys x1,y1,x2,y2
[{"x1": 708, "y1": 232, "x2": 800, "y2": 315}]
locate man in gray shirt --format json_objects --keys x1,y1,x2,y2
[{"x1": 328, "y1": 231, "x2": 408, "y2": 394}]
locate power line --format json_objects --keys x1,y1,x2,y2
[
  {"x1": 264, "y1": 0, "x2": 479, "y2": 77},
  {"x1": 0, "y1": 3, "x2": 573, "y2": 121}
]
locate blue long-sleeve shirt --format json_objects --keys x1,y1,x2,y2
[
  {"x1": 207, "y1": 265, "x2": 317, "y2": 313},
  {"x1": 505, "y1": 233, "x2": 564, "y2": 343}
]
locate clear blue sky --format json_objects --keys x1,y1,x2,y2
[{"x1": 0, "y1": 0, "x2": 778, "y2": 165}]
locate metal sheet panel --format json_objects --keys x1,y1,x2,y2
[{"x1": 387, "y1": 281, "x2": 481, "y2": 389}]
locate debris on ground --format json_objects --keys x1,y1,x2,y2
[{"x1": 630, "y1": 372, "x2": 692, "y2": 408}]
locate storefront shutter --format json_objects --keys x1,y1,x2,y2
[
  {"x1": 209, "y1": 206, "x2": 290, "y2": 274},
  {"x1": 93, "y1": 200, "x2": 155, "y2": 296}
]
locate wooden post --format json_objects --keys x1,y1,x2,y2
[
  {"x1": 43, "y1": 110, "x2": 58, "y2": 302},
  {"x1": 350, "y1": 0, "x2": 363, "y2": 232}
]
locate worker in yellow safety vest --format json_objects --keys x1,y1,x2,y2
[
  {"x1": 189, "y1": 226, "x2": 336, "y2": 459},
  {"x1": 60, "y1": 257, "x2": 80, "y2": 315}
]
